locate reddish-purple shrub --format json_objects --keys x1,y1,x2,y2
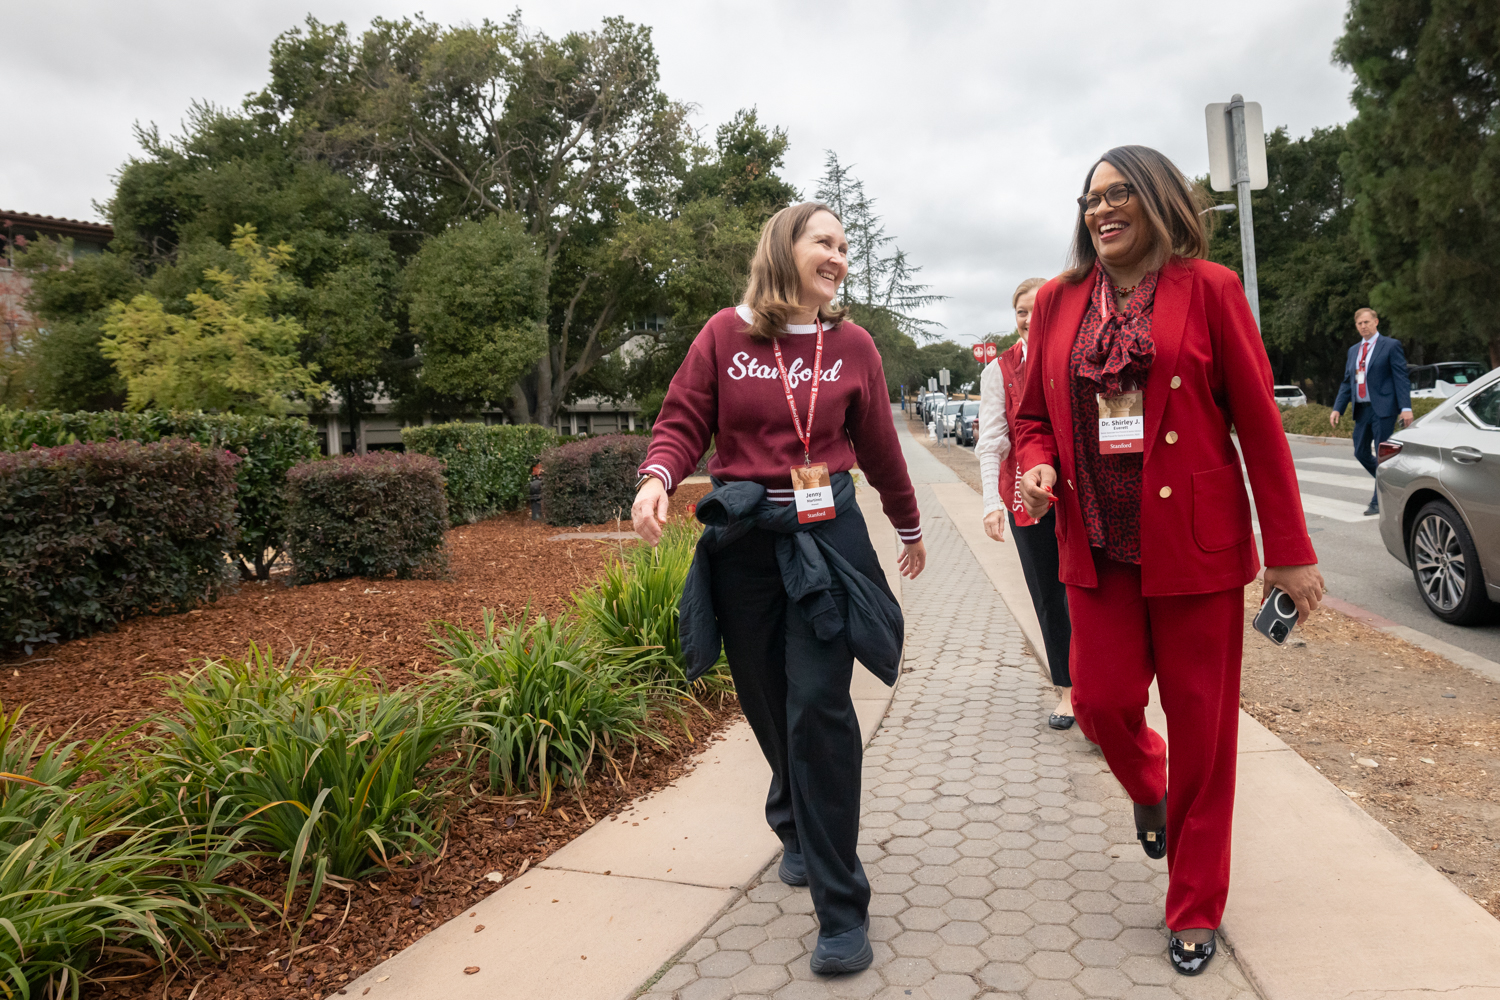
[
  {"x1": 538, "y1": 435, "x2": 650, "y2": 526},
  {"x1": 0, "y1": 438, "x2": 241, "y2": 651},
  {"x1": 285, "y1": 453, "x2": 449, "y2": 583}
]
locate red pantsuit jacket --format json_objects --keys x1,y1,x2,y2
[{"x1": 1012, "y1": 258, "x2": 1316, "y2": 596}]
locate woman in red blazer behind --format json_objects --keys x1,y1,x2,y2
[{"x1": 1012, "y1": 146, "x2": 1325, "y2": 976}]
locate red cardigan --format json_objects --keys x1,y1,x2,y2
[{"x1": 1012, "y1": 258, "x2": 1316, "y2": 596}]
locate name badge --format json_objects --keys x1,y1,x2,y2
[
  {"x1": 790, "y1": 462, "x2": 837, "y2": 524},
  {"x1": 1356, "y1": 370, "x2": 1366, "y2": 385},
  {"x1": 1097, "y1": 390, "x2": 1145, "y2": 454}
]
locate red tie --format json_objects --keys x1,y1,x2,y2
[{"x1": 1357, "y1": 340, "x2": 1371, "y2": 401}]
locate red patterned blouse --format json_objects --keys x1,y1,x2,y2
[{"x1": 1068, "y1": 267, "x2": 1159, "y2": 564}]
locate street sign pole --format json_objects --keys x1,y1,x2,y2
[
  {"x1": 1228, "y1": 95, "x2": 1260, "y2": 327},
  {"x1": 1206, "y1": 94, "x2": 1268, "y2": 330}
]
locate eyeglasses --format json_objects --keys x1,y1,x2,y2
[{"x1": 1077, "y1": 182, "x2": 1134, "y2": 215}]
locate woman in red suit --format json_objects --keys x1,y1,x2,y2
[{"x1": 1011, "y1": 146, "x2": 1325, "y2": 976}]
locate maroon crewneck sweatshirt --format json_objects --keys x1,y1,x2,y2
[{"x1": 640, "y1": 306, "x2": 922, "y2": 542}]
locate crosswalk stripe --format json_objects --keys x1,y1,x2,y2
[
  {"x1": 1296, "y1": 468, "x2": 1376, "y2": 492},
  {"x1": 1298, "y1": 456, "x2": 1367, "y2": 471},
  {"x1": 1298, "y1": 493, "x2": 1373, "y2": 523}
]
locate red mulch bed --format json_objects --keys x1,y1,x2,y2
[
  {"x1": 1, "y1": 486, "x2": 709, "y2": 739},
  {"x1": 0, "y1": 485, "x2": 728, "y2": 1000}
]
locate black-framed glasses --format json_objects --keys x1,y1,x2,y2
[{"x1": 1077, "y1": 182, "x2": 1133, "y2": 215}]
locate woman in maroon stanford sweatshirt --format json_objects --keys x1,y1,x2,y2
[{"x1": 632, "y1": 202, "x2": 925, "y2": 976}]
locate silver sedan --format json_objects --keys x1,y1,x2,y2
[{"x1": 1376, "y1": 365, "x2": 1500, "y2": 625}]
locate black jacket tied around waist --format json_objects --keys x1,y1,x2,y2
[{"x1": 679, "y1": 472, "x2": 904, "y2": 685}]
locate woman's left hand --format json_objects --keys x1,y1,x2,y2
[
  {"x1": 1263, "y1": 563, "x2": 1326, "y2": 624},
  {"x1": 898, "y1": 539, "x2": 927, "y2": 579}
]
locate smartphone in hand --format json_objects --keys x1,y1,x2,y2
[{"x1": 1252, "y1": 587, "x2": 1299, "y2": 645}]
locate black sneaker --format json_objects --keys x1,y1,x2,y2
[
  {"x1": 1363, "y1": 502, "x2": 1379, "y2": 516},
  {"x1": 777, "y1": 850, "x2": 807, "y2": 887},
  {"x1": 809, "y1": 924, "x2": 873, "y2": 975}
]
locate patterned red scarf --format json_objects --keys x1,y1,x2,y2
[{"x1": 1073, "y1": 265, "x2": 1158, "y2": 396}]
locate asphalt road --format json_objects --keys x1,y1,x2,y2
[{"x1": 929, "y1": 415, "x2": 1500, "y2": 665}]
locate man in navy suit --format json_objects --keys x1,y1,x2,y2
[{"x1": 1331, "y1": 307, "x2": 1413, "y2": 515}]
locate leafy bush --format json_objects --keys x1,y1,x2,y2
[
  {"x1": 430, "y1": 610, "x2": 664, "y2": 809},
  {"x1": 539, "y1": 434, "x2": 650, "y2": 526},
  {"x1": 0, "y1": 439, "x2": 240, "y2": 652},
  {"x1": 1280, "y1": 397, "x2": 1442, "y2": 438},
  {"x1": 402, "y1": 421, "x2": 557, "y2": 523},
  {"x1": 574, "y1": 519, "x2": 731, "y2": 695},
  {"x1": 0, "y1": 705, "x2": 257, "y2": 999},
  {"x1": 0, "y1": 408, "x2": 320, "y2": 578},
  {"x1": 149, "y1": 648, "x2": 468, "y2": 905},
  {"x1": 285, "y1": 452, "x2": 449, "y2": 583}
]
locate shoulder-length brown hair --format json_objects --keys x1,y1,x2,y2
[
  {"x1": 741, "y1": 201, "x2": 849, "y2": 340},
  {"x1": 1062, "y1": 145, "x2": 1208, "y2": 283}
]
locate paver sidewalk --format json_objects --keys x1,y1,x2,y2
[{"x1": 637, "y1": 483, "x2": 1258, "y2": 999}]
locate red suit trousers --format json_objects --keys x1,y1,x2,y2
[{"x1": 1066, "y1": 554, "x2": 1243, "y2": 932}]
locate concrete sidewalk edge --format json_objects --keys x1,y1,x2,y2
[{"x1": 342, "y1": 488, "x2": 904, "y2": 1000}]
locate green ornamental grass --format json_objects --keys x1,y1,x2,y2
[
  {"x1": 0, "y1": 705, "x2": 257, "y2": 1000},
  {"x1": 573, "y1": 518, "x2": 733, "y2": 696},
  {"x1": 430, "y1": 610, "x2": 666, "y2": 810},
  {"x1": 148, "y1": 648, "x2": 469, "y2": 926}
]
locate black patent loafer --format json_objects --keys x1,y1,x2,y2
[
  {"x1": 778, "y1": 849, "x2": 808, "y2": 886},
  {"x1": 810, "y1": 924, "x2": 873, "y2": 975},
  {"x1": 1169, "y1": 932, "x2": 1217, "y2": 975},
  {"x1": 1135, "y1": 796, "x2": 1167, "y2": 860},
  {"x1": 1048, "y1": 713, "x2": 1076, "y2": 730}
]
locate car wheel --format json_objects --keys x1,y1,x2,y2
[{"x1": 1408, "y1": 500, "x2": 1493, "y2": 625}]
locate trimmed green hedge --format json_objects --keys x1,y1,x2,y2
[
  {"x1": 285, "y1": 453, "x2": 449, "y2": 583},
  {"x1": 1280, "y1": 397, "x2": 1443, "y2": 438},
  {"x1": 0, "y1": 439, "x2": 241, "y2": 652},
  {"x1": 0, "y1": 409, "x2": 319, "y2": 579},
  {"x1": 539, "y1": 435, "x2": 649, "y2": 526},
  {"x1": 401, "y1": 422, "x2": 557, "y2": 524}
]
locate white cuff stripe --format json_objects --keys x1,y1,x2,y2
[{"x1": 645, "y1": 464, "x2": 673, "y2": 491}]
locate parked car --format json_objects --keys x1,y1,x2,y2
[
  {"x1": 939, "y1": 400, "x2": 966, "y2": 438},
  {"x1": 1409, "y1": 361, "x2": 1489, "y2": 400},
  {"x1": 956, "y1": 400, "x2": 982, "y2": 446},
  {"x1": 1273, "y1": 385, "x2": 1307, "y2": 407},
  {"x1": 921, "y1": 392, "x2": 946, "y2": 424},
  {"x1": 1376, "y1": 366, "x2": 1500, "y2": 624}
]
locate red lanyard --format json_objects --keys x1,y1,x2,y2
[
  {"x1": 1359, "y1": 339, "x2": 1371, "y2": 370},
  {"x1": 771, "y1": 319, "x2": 823, "y2": 464}
]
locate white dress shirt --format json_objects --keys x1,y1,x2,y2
[{"x1": 976, "y1": 340, "x2": 1025, "y2": 516}]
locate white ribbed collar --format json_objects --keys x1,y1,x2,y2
[{"x1": 736, "y1": 303, "x2": 819, "y2": 335}]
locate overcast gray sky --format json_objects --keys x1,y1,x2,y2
[{"x1": 5, "y1": 0, "x2": 1356, "y2": 340}]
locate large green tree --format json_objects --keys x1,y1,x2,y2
[
  {"x1": 1335, "y1": 0, "x2": 1500, "y2": 369},
  {"x1": 1205, "y1": 125, "x2": 1381, "y2": 403},
  {"x1": 251, "y1": 14, "x2": 695, "y2": 426},
  {"x1": 101, "y1": 226, "x2": 328, "y2": 415},
  {"x1": 401, "y1": 214, "x2": 549, "y2": 408}
]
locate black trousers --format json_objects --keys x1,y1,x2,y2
[
  {"x1": 1008, "y1": 508, "x2": 1072, "y2": 688},
  {"x1": 1352, "y1": 402, "x2": 1396, "y2": 505},
  {"x1": 709, "y1": 527, "x2": 869, "y2": 936}
]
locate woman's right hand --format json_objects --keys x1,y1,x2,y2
[
  {"x1": 631, "y1": 476, "x2": 670, "y2": 545},
  {"x1": 1019, "y1": 464, "x2": 1058, "y2": 520},
  {"x1": 983, "y1": 510, "x2": 1007, "y2": 543}
]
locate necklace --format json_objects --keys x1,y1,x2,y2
[{"x1": 1114, "y1": 283, "x2": 1138, "y2": 297}]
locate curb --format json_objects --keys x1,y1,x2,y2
[
  {"x1": 1284, "y1": 431, "x2": 1353, "y2": 445},
  {"x1": 1322, "y1": 593, "x2": 1500, "y2": 685}
]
